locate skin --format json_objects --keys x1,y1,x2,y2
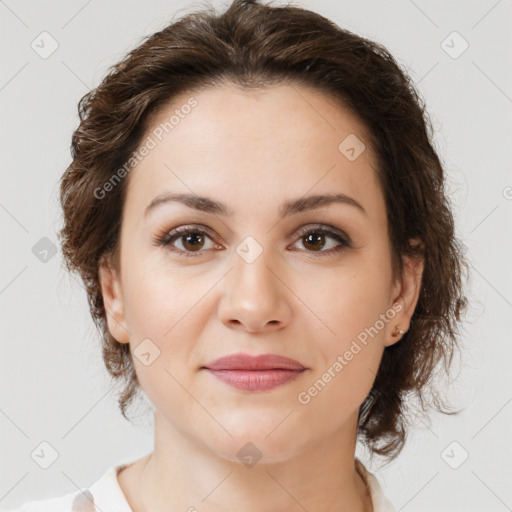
[{"x1": 99, "y1": 82, "x2": 424, "y2": 512}]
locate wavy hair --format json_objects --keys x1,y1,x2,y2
[{"x1": 58, "y1": 0, "x2": 470, "y2": 464}]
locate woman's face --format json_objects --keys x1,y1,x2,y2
[{"x1": 100, "y1": 82, "x2": 422, "y2": 463}]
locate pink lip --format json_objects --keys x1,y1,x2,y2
[
  {"x1": 203, "y1": 353, "x2": 307, "y2": 371},
  {"x1": 202, "y1": 353, "x2": 308, "y2": 392}
]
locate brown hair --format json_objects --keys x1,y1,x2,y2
[{"x1": 58, "y1": 0, "x2": 469, "y2": 464}]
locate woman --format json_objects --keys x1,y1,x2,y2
[{"x1": 10, "y1": 0, "x2": 469, "y2": 510}]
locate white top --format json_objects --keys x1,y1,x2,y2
[{"x1": 5, "y1": 458, "x2": 396, "y2": 512}]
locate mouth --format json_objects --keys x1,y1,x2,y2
[
  {"x1": 202, "y1": 352, "x2": 307, "y2": 371},
  {"x1": 201, "y1": 353, "x2": 308, "y2": 392}
]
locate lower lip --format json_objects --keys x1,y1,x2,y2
[{"x1": 204, "y1": 369, "x2": 306, "y2": 391}]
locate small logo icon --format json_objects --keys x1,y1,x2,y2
[
  {"x1": 503, "y1": 186, "x2": 512, "y2": 200},
  {"x1": 134, "y1": 338, "x2": 161, "y2": 366},
  {"x1": 338, "y1": 134, "x2": 366, "y2": 161},
  {"x1": 32, "y1": 236, "x2": 58, "y2": 263},
  {"x1": 31, "y1": 31, "x2": 59, "y2": 59},
  {"x1": 236, "y1": 236, "x2": 263, "y2": 264},
  {"x1": 441, "y1": 31, "x2": 469, "y2": 59},
  {"x1": 31, "y1": 441, "x2": 59, "y2": 469},
  {"x1": 236, "y1": 442, "x2": 263, "y2": 468},
  {"x1": 441, "y1": 440, "x2": 469, "y2": 469}
]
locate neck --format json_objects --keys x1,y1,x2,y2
[{"x1": 138, "y1": 410, "x2": 373, "y2": 512}]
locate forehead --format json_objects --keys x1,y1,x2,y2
[{"x1": 123, "y1": 82, "x2": 384, "y2": 225}]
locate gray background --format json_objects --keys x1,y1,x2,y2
[{"x1": 1, "y1": 0, "x2": 511, "y2": 510}]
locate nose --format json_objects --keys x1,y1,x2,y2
[{"x1": 217, "y1": 251, "x2": 292, "y2": 334}]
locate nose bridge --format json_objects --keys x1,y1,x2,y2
[
  {"x1": 231, "y1": 235, "x2": 281, "y2": 300},
  {"x1": 218, "y1": 236, "x2": 291, "y2": 331}
]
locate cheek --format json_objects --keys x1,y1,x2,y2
[
  {"x1": 120, "y1": 262, "x2": 209, "y2": 392},
  {"x1": 303, "y1": 262, "x2": 391, "y2": 398},
  {"x1": 122, "y1": 250, "x2": 211, "y2": 339},
  {"x1": 312, "y1": 262, "x2": 392, "y2": 340},
  {"x1": 295, "y1": 275, "x2": 387, "y2": 432}
]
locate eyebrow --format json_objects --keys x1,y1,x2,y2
[{"x1": 144, "y1": 192, "x2": 367, "y2": 219}]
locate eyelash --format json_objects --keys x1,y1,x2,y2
[{"x1": 154, "y1": 224, "x2": 351, "y2": 258}]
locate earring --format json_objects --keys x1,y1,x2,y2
[{"x1": 391, "y1": 325, "x2": 405, "y2": 338}]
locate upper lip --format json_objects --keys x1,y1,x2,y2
[{"x1": 203, "y1": 353, "x2": 307, "y2": 371}]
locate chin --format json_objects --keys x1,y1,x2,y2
[{"x1": 203, "y1": 422, "x2": 310, "y2": 466}]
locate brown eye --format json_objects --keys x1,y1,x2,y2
[
  {"x1": 179, "y1": 231, "x2": 207, "y2": 252},
  {"x1": 155, "y1": 223, "x2": 350, "y2": 258},
  {"x1": 302, "y1": 232, "x2": 327, "y2": 251},
  {"x1": 292, "y1": 225, "x2": 351, "y2": 256},
  {"x1": 157, "y1": 226, "x2": 218, "y2": 257}
]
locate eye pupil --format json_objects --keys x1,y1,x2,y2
[
  {"x1": 183, "y1": 232, "x2": 205, "y2": 251},
  {"x1": 303, "y1": 233, "x2": 325, "y2": 251}
]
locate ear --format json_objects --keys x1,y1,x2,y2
[
  {"x1": 98, "y1": 256, "x2": 130, "y2": 344},
  {"x1": 385, "y1": 238, "x2": 424, "y2": 347}
]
